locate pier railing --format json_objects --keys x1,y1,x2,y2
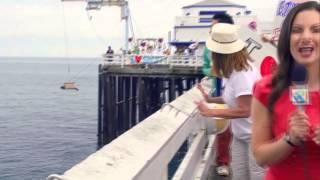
[
  {"x1": 47, "y1": 80, "x2": 223, "y2": 180},
  {"x1": 102, "y1": 54, "x2": 203, "y2": 68}
]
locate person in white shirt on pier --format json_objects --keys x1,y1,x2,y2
[{"x1": 195, "y1": 23, "x2": 265, "y2": 180}]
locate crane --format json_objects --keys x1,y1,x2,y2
[
  {"x1": 60, "y1": 0, "x2": 130, "y2": 91},
  {"x1": 61, "y1": 0, "x2": 130, "y2": 52}
]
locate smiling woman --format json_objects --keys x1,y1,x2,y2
[
  {"x1": 251, "y1": 1, "x2": 320, "y2": 180},
  {"x1": 289, "y1": 10, "x2": 320, "y2": 68}
]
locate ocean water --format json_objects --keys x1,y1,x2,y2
[{"x1": 0, "y1": 57, "x2": 100, "y2": 180}]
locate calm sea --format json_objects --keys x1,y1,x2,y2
[{"x1": 0, "y1": 57, "x2": 100, "y2": 180}]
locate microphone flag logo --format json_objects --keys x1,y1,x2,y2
[{"x1": 290, "y1": 85, "x2": 309, "y2": 105}]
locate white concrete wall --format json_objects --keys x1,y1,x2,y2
[
  {"x1": 175, "y1": 16, "x2": 200, "y2": 26},
  {"x1": 234, "y1": 16, "x2": 278, "y2": 67},
  {"x1": 175, "y1": 28, "x2": 209, "y2": 42}
]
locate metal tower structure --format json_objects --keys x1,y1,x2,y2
[{"x1": 61, "y1": 0, "x2": 130, "y2": 52}]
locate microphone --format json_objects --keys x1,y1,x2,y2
[
  {"x1": 290, "y1": 64, "x2": 309, "y2": 111},
  {"x1": 290, "y1": 64, "x2": 311, "y2": 180}
]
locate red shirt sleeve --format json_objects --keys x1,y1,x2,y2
[{"x1": 253, "y1": 75, "x2": 273, "y2": 107}]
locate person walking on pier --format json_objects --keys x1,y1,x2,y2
[
  {"x1": 106, "y1": 46, "x2": 114, "y2": 62},
  {"x1": 198, "y1": 13, "x2": 234, "y2": 177},
  {"x1": 251, "y1": 2, "x2": 320, "y2": 180},
  {"x1": 196, "y1": 23, "x2": 265, "y2": 180}
]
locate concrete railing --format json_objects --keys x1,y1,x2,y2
[{"x1": 47, "y1": 80, "x2": 225, "y2": 180}]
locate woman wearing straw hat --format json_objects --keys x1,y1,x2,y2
[
  {"x1": 195, "y1": 23, "x2": 265, "y2": 180},
  {"x1": 198, "y1": 13, "x2": 235, "y2": 177}
]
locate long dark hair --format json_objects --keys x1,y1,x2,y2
[{"x1": 268, "y1": 1, "x2": 320, "y2": 112}]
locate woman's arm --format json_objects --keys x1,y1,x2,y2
[
  {"x1": 207, "y1": 96, "x2": 225, "y2": 104},
  {"x1": 197, "y1": 83, "x2": 224, "y2": 104},
  {"x1": 261, "y1": 34, "x2": 277, "y2": 47},
  {"x1": 196, "y1": 95, "x2": 251, "y2": 119},
  {"x1": 251, "y1": 97, "x2": 295, "y2": 166}
]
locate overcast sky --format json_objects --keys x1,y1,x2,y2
[{"x1": 0, "y1": 0, "x2": 278, "y2": 57}]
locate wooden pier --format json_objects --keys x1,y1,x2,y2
[{"x1": 98, "y1": 63, "x2": 204, "y2": 147}]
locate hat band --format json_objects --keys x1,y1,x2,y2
[{"x1": 212, "y1": 38, "x2": 237, "y2": 44}]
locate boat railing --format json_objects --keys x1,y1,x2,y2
[
  {"x1": 47, "y1": 81, "x2": 222, "y2": 180},
  {"x1": 102, "y1": 54, "x2": 203, "y2": 69}
]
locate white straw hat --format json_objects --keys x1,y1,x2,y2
[{"x1": 206, "y1": 23, "x2": 245, "y2": 54}]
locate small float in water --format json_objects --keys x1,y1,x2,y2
[{"x1": 60, "y1": 82, "x2": 79, "y2": 91}]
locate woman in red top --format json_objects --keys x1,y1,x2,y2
[{"x1": 251, "y1": 1, "x2": 320, "y2": 180}]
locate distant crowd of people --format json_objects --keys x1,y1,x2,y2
[
  {"x1": 105, "y1": 37, "x2": 201, "y2": 57},
  {"x1": 127, "y1": 37, "x2": 170, "y2": 56}
]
